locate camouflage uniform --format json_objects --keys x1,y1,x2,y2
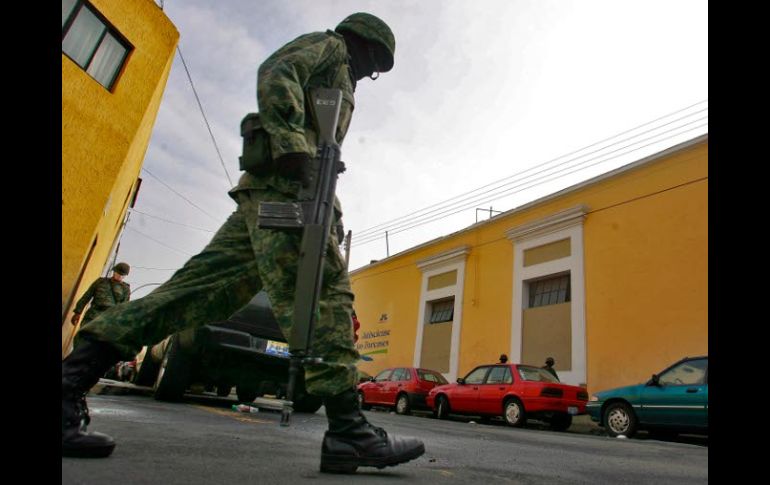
[
  {"x1": 73, "y1": 277, "x2": 131, "y2": 325},
  {"x1": 78, "y1": 29, "x2": 359, "y2": 397}
]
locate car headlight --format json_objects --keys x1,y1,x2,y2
[{"x1": 589, "y1": 395, "x2": 600, "y2": 402}]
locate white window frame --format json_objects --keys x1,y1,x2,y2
[
  {"x1": 413, "y1": 246, "x2": 470, "y2": 382},
  {"x1": 506, "y1": 206, "x2": 588, "y2": 386}
]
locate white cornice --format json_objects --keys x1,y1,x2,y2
[
  {"x1": 506, "y1": 205, "x2": 589, "y2": 242},
  {"x1": 416, "y1": 245, "x2": 471, "y2": 272}
]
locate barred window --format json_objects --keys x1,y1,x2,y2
[
  {"x1": 529, "y1": 274, "x2": 570, "y2": 308},
  {"x1": 62, "y1": 1, "x2": 132, "y2": 90},
  {"x1": 429, "y1": 298, "x2": 454, "y2": 323}
]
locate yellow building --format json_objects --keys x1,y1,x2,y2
[
  {"x1": 61, "y1": 0, "x2": 179, "y2": 356},
  {"x1": 351, "y1": 135, "x2": 707, "y2": 394}
]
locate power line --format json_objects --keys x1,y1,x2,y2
[
  {"x1": 141, "y1": 167, "x2": 220, "y2": 222},
  {"x1": 125, "y1": 226, "x2": 193, "y2": 256},
  {"x1": 129, "y1": 208, "x2": 216, "y2": 233},
  {"x1": 352, "y1": 121, "x2": 707, "y2": 247},
  {"x1": 355, "y1": 100, "x2": 707, "y2": 239},
  {"x1": 353, "y1": 115, "x2": 707, "y2": 245},
  {"x1": 350, "y1": 102, "x2": 707, "y2": 244},
  {"x1": 351, "y1": 175, "x2": 707, "y2": 278},
  {"x1": 176, "y1": 45, "x2": 234, "y2": 188},
  {"x1": 352, "y1": 121, "x2": 707, "y2": 248}
]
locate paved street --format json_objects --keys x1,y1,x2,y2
[{"x1": 62, "y1": 388, "x2": 707, "y2": 484}]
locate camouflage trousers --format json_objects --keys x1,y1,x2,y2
[{"x1": 77, "y1": 188, "x2": 359, "y2": 397}]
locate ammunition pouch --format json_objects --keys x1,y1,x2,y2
[{"x1": 239, "y1": 113, "x2": 273, "y2": 176}]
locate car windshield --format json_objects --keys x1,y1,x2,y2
[
  {"x1": 517, "y1": 366, "x2": 560, "y2": 383},
  {"x1": 658, "y1": 358, "x2": 707, "y2": 386},
  {"x1": 418, "y1": 369, "x2": 448, "y2": 384}
]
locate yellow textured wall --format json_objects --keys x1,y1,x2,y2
[
  {"x1": 62, "y1": 0, "x2": 179, "y2": 354},
  {"x1": 351, "y1": 139, "x2": 707, "y2": 391},
  {"x1": 583, "y1": 143, "x2": 708, "y2": 393}
]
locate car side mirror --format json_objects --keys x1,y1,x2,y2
[
  {"x1": 648, "y1": 374, "x2": 660, "y2": 386},
  {"x1": 369, "y1": 376, "x2": 375, "y2": 382},
  {"x1": 456, "y1": 378, "x2": 465, "y2": 385}
]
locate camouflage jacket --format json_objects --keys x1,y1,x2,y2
[
  {"x1": 73, "y1": 277, "x2": 131, "y2": 314},
  {"x1": 229, "y1": 29, "x2": 355, "y2": 200}
]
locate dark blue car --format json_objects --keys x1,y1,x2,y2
[{"x1": 586, "y1": 356, "x2": 708, "y2": 438}]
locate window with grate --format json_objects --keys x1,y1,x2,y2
[
  {"x1": 62, "y1": 0, "x2": 132, "y2": 90},
  {"x1": 528, "y1": 274, "x2": 570, "y2": 308},
  {"x1": 429, "y1": 298, "x2": 454, "y2": 323}
]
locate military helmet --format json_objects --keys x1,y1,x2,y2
[
  {"x1": 335, "y1": 12, "x2": 395, "y2": 72},
  {"x1": 113, "y1": 262, "x2": 130, "y2": 276}
]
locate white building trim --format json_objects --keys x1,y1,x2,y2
[
  {"x1": 506, "y1": 206, "x2": 588, "y2": 386},
  {"x1": 413, "y1": 246, "x2": 470, "y2": 382}
]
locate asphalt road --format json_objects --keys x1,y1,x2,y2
[{"x1": 62, "y1": 391, "x2": 707, "y2": 484}]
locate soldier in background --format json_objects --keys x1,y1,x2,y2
[
  {"x1": 543, "y1": 357, "x2": 559, "y2": 380},
  {"x1": 61, "y1": 13, "x2": 425, "y2": 473},
  {"x1": 70, "y1": 262, "x2": 131, "y2": 327}
]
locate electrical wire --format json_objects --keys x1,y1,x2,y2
[
  {"x1": 176, "y1": 45, "x2": 234, "y2": 188},
  {"x1": 141, "y1": 167, "x2": 220, "y2": 222},
  {"x1": 352, "y1": 119, "x2": 707, "y2": 248},
  {"x1": 129, "y1": 208, "x2": 216, "y2": 233},
  {"x1": 354, "y1": 101, "x2": 707, "y2": 240}
]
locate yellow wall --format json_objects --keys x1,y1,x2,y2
[
  {"x1": 583, "y1": 145, "x2": 708, "y2": 393},
  {"x1": 351, "y1": 138, "x2": 707, "y2": 394},
  {"x1": 62, "y1": 0, "x2": 179, "y2": 354}
]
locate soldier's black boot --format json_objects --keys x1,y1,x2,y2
[
  {"x1": 62, "y1": 338, "x2": 122, "y2": 458},
  {"x1": 320, "y1": 388, "x2": 425, "y2": 473}
]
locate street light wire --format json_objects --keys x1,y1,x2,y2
[
  {"x1": 351, "y1": 121, "x2": 707, "y2": 248},
  {"x1": 176, "y1": 45, "x2": 234, "y2": 188},
  {"x1": 125, "y1": 226, "x2": 194, "y2": 256},
  {"x1": 141, "y1": 167, "x2": 220, "y2": 222},
  {"x1": 129, "y1": 208, "x2": 216, "y2": 233},
  {"x1": 354, "y1": 100, "x2": 708, "y2": 238}
]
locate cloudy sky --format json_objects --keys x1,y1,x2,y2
[{"x1": 118, "y1": 0, "x2": 708, "y2": 298}]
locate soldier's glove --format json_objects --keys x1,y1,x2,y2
[{"x1": 275, "y1": 152, "x2": 312, "y2": 187}]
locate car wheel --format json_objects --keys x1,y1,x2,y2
[
  {"x1": 503, "y1": 398, "x2": 526, "y2": 427},
  {"x1": 153, "y1": 334, "x2": 191, "y2": 402},
  {"x1": 435, "y1": 395, "x2": 450, "y2": 420},
  {"x1": 132, "y1": 346, "x2": 161, "y2": 386},
  {"x1": 604, "y1": 401, "x2": 638, "y2": 438},
  {"x1": 549, "y1": 413, "x2": 573, "y2": 431},
  {"x1": 395, "y1": 393, "x2": 411, "y2": 415},
  {"x1": 358, "y1": 391, "x2": 372, "y2": 410}
]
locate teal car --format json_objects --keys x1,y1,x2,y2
[{"x1": 586, "y1": 356, "x2": 708, "y2": 438}]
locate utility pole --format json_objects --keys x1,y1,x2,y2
[
  {"x1": 385, "y1": 230, "x2": 390, "y2": 257},
  {"x1": 476, "y1": 206, "x2": 503, "y2": 222}
]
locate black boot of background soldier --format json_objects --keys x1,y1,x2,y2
[
  {"x1": 320, "y1": 387, "x2": 425, "y2": 473},
  {"x1": 62, "y1": 337, "x2": 122, "y2": 458}
]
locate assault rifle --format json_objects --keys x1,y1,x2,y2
[{"x1": 257, "y1": 88, "x2": 345, "y2": 426}]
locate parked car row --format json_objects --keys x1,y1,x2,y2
[
  {"x1": 106, "y1": 286, "x2": 707, "y2": 440},
  {"x1": 358, "y1": 363, "x2": 588, "y2": 431},
  {"x1": 357, "y1": 355, "x2": 709, "y2": 439}
]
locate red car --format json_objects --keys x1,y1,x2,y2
[
  {"x1": 357, "y1": 367, "x2": 448, "y2": 415},
  {"x1": 426, "y1": 363, "x2": 588, "y2": 430}
]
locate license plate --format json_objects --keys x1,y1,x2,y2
[
  {"x1": 568, "y1": 406, "x2": 578, "y2": 415},
  {"x1": 265, "y1": 340, "x2": 290, "y2": 357}
]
